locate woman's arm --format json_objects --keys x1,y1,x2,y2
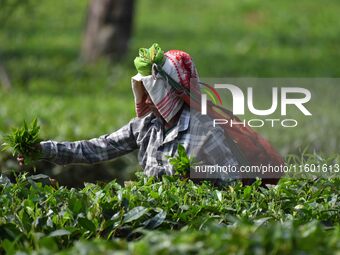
[{"x1": 39, "y1": 120, "x2": 139, "y2": 165}]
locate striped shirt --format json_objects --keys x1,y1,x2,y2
[{"x1": 40, "y1": 105, "x2": 239, "y2": 178}]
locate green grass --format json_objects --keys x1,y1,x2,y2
[
  {"x1": 134, "y1": 0, "x2": 340, "y2": 77},
  {"x1": 0, "y1": 0, "x2": 339, "y2": 124},
  {"x1": 0, "y1": 0, "x2": 339, "y2": 184}
]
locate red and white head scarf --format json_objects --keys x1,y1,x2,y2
[{"x1": 131, "y1": 50, "x2": 200, "y2": 123}]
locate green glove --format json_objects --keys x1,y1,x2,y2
[{"x1": 134, "y1": 43, "x2": 165, "y2": 76}]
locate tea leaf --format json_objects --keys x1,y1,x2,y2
[{"x1": 123, "y1": 206, "x2": 148, "y2": 223}]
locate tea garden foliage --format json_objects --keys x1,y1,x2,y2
[{"x1": 0, "y1": 172, "x2": 339, "y2": 254}]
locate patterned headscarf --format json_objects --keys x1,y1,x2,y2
[{"x1": 132, "y1": 44, "x2": 200, "y2": 123}]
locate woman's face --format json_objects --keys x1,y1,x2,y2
[{"x1": 142, "y1": 86, "x2": 164, "y2": 120}]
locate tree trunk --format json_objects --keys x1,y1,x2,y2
[
  {"x1": 81, "y1": 0, "x2": 135, "y2": 63},
  {"x1": 0, "y1": 61, "x2": 11, "y2": 90}
]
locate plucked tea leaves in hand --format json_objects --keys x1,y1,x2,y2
[{"x1": 1, "y1": 118, "x2": 42, "y2": 165}]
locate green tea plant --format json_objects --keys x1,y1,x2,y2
[
  {"x1": 168, "y1": 144, "x2": 195, "y2": 176},
  {"x1": 1, "y1": 118, "x2": 41, "y2": 165},
  {"x1": 0, "y1": 170, "x2": 339, "y2": 254}
]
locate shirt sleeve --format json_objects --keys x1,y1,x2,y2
[{"x1": 40, "y1": 120, "x2": 139, "y2": 165}]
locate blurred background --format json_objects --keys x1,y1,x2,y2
[{"x1": 0, "y1": 0, "x2": 339, "y2": 186}]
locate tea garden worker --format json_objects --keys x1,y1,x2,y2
[{"x1": 17, "y1": 43, "x2": 239, "y2": 180}]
